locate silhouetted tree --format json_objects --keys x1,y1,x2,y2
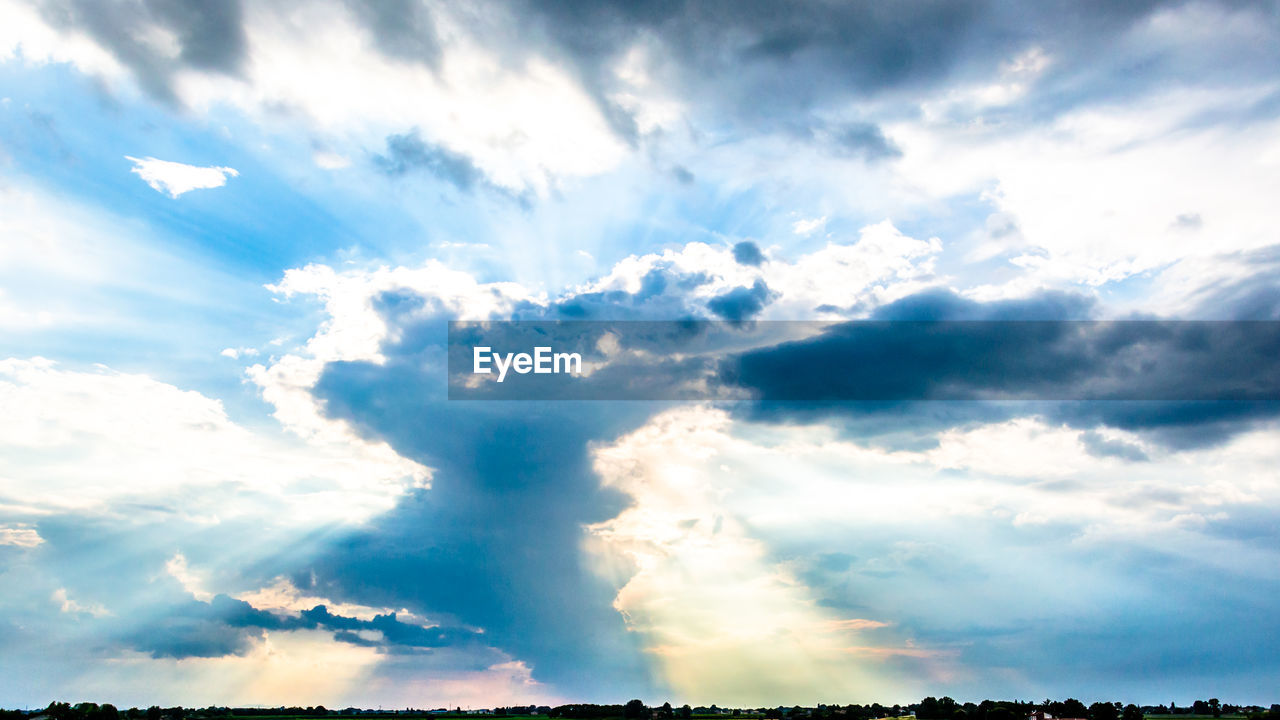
[
  {"x1": 987, "y1": 707, "x2": 1016, "y2": 720},
  {"x1": 1123, "y1": 705, "x2": 1143, "y2": 720},
  {"x1": 1062, "y1": 701, "x2": 1088, "y2": 719},
  {"x1": 1090, "y1": 703, "x2": 1118, "y2": 720},
  {"x1": 624, "y1": 701, "x2": 649, "y2": 720}
]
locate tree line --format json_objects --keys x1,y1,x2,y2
[{"x1": 2, "y1": 700, "x2": 1279, "y2": 720}]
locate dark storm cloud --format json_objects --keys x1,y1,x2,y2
[
  {"x1": 724, "y1": 290, "x2": 1280, "y2": 448},
  {"x1": 870, "y1": 287, "x2": 1098, "y2": 321},
  {"x1": 444, "y1": 287, "x2": 1279, "y2": 446},
  {"x1": 126, "y1": 592, "x2": 491, "y2": 659},
  {"x1": 290, "y1": 299, "x2": 672, "y2": 697},
  {"x1": 38, "y1": 0, "x2": 247, "y2": 104},
  {"x1": 512, "y1": 0, "x2": 986, "y2": 120},
  {"x1": 305, "y1": 372, "x2": 664, "y2": 697},
  {"x1": 504, "y1": 0, "x2": 1250, "y2": 137},
  {"x1": 723, "y1": 321, "x2": 1278, "y2": 402},
  {"x1": 127, "y1": 595, "x2": 279, "y2": 659}
]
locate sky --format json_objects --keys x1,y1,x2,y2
[{"x1": 2, "y1": 0, "x2": 1280, "y2": 710}]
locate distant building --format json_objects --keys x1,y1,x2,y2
[{"x1": 1029, "y1": 712, "x2": 1085, "y2": 720}]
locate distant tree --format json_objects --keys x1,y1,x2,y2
[
  {"x1": 657, "y1": 704, "x2": 673, "y2": 720},
  {"x1": 681, "y1": 707, "x2": 693, "y2": 720},
  {"x1": 1062, "y1": 701, "x2": 1088, "y2": 719},
  {"x1": 1090, "y1": 703, "x2": 1118, "y2": 720},
  {"x1": 1209, "y1": 701, "x2": 1220, "y2": 719},
  {"x1": 146, "y1": 707, "x2": 162, "y2": 720},
  {"x1": 1122, "y1": 705, "x2": 1142, "y2": 720},
  {"x1": 986, "y1": 707, "x2": 1015, "y2": 720},
  {"x1": 624, "y1": 701, "x2": 649, "y2": 720}
]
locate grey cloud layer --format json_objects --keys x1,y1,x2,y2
[{"x1": 41, "y1": 0, "x2": 1280, "y2": 188}]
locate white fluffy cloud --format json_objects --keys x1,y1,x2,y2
[
  {"x1": 126, "y1": 155, "x2": 239, "y2": 198},
  {"x1": 568, "y1": 219, "x2": 941, "y2": 319},
  {"x1": 889, "y1": 43, "x2": 1280, "y2": 292},
  {"x1": 0, "y1": 357, "x2": 426, "y2": 524},
  {"x1": 0, "y1": 523, "x2": 43, "y2": 547}
]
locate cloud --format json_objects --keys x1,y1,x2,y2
[
  {"x1": 1079, "y1": 429, "x2": 1150, "y2": 462},
  {"x1": 732, "y1": 240, "x2": 765, "y2": 266},
  {"x1": 557, "y1": 219, "x2": 940, "y2": 320},
  {"x1": 4, "y1": 0, "x2": 1280, "y2": 707},
  {"x1": 706, "y1": 279, "x2": 775, "y2": 323},
  {"x1": 889, "y1": 80, "x2": 1280, "y2": 288},
  {"x1": 125, "y1": 588, "x2": 490, "y2": 660},
  {"x1": 583, "y1": 405, "x2": 1280, "y2": 700},
  {"x1": 0, "y1": 523, "x2": 43, "y2": 548},
  {"x1": 1154, "y1": 243, "x2": 1280, "y2": 320},
  {"x1": 0, "y1": 357, "x2": 426, "y2": 523},
  {"x1": 721, "y1": 290, "x2": 1280, "y2": 448},
  {"x1": 342, "y1": 0, "x2": 441, "y2": 68},
  {"x1": 586, "y1": 406, "x2": 912, "y2": 704},
  {"x1": 825, "y1": 123, "x2": 902, "y2": 162},
  {"x1": 27, "y1": 0, "x2": 247, "y2": 103},
  {"x1": 791, "y1": 217, "x2": 826, "y2": 237},
  {"x1": 51, "y1": 587, "x2": 111, "y2": 617},
  {"x1": 373, "y1": 130, "x2": 483, "y2": 191},
  {"x1": 221, "y1": 221, "x2": 946, "y2": 698},
  {"x1": 125, "y1": 155, "x2": 239, "y2": 198}
]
